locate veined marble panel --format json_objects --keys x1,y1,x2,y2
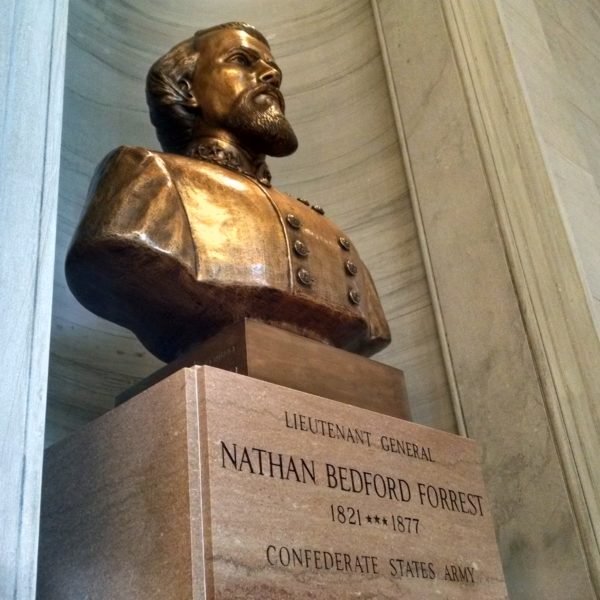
[
  {"x1": 499, "y1": 0, "x2": 600, "y2": 327},
  {"x1": 374, "y1": 0, "x2": 597, "y2": 596},
  {"x1": 47, "y1": 0, "x2": 455, "y2": 444},
  {"x1": 493, "y1": 5, "x2": 600, "y2": 589},
  {"x1": 0, "y1": 0, "x2": 68, "y2": 595}
]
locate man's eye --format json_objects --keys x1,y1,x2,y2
[{"x1": 230, "y1": 53, "x2": 251, "y2": 66}]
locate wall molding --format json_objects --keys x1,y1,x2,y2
[
  {"x1": 443, "y1": 0, "x2": 600, "y2": 590},
  {"x1": 371, "y1": 0, "x2": 467, "y2": 438},
  {"x1": 372, "y1": 0, "x2": 597, "y2": 595}
]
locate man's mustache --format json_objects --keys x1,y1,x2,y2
[{"x1": 249, "y1": 84, "x2": 285, "y2": 113}]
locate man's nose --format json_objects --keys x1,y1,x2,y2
[{"x1": 258, "y1": 63, "x2": 281, "y2": 88}]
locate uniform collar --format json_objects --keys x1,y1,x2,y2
[{"x1": 186, "y1": 138, "x2": 272, "y2": 187}]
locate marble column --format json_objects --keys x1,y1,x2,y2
[{"x1": 0, "y1": 0, "x2": 68, "y2": 597}]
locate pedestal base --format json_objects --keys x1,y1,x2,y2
[
  {"x1": 38, "y1": 367, "x2": 507, "y2": 599},
  {"x1": 117, "y1": 319, "x2": 409, "y2": 420}
]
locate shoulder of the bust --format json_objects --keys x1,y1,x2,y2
[
  {"x1": 85, "y1": 147, "x2": 173, "y2": 202},
  {"x1": 103, "y1": 146, "x2": 232, "y2": 175},
  {"x1": 100, "y1": 145, "x2": 165, "y2": 166},
  {"x1": 150, "y1": 153, "x2": 257, "y2": 191},
  {"x1": 91, "y1": 146, "x2": 181, "y2": 186}
]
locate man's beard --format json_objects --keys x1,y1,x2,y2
[{"x1": 226, "y1": 89, "x2": 298, "y2": 157}]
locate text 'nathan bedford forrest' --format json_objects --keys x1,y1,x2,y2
[{"x1": 220, "y1": 441, "x2": 484, "y2": 517}]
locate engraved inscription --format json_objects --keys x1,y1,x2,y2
[
  {"x1": 266, "y1": 545, "x2": 379, "y2": 574},
  {"x1": 389, "y1": 559, "x2": 436, "y2": 580},
  {"x1": 444, "y1": 563, "x2": 476, "y2": 583},
  {"x1": 391, "y1": 515, "x2": 420, "y2": 534},
  {"x1": 285, "y1": 411, "x2": 435, "y2": 461},
  {"x1": 221, "y1": 442, "x2": 316, "y2": 485},
  {"x1": 417, "y1": 482, "x2": 483, "y2": 516},
  {"x1": 285, "y1": 411, "x2": 372, "y2": 447},
  {"x1": 325, "y1": 463, "x2": 412, "y2": 502},
  {"x1": 209, "y1": 390, "x2": 506, "y2": 597},
  {"x1": 330, "y1": 504, "x2": 362, "y2": 526}
]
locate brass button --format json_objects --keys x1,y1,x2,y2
[
  {"x1": 297, "y1": 268, "x2": 314, "y2": 286},
  {"x1": 338, "y1": 236, "x2": 351, "y2": 251},
  {"x1": 311, "y1": 205, "x2": 325, "y2": 215},
  {"x1": 296, "y1": 197, "x2": 309, "y2": 206},
  {"x1": 293, "y1": 240, "x2": 310, "y2": 257},
  {"x1": 286, "y1": 214, "x2": 302, "y2": 229},
  {"x1": 345, "y1": 260, "x2": 358, "y2": 276},
  {"x1": 348, "y1": 289, "x2": 361, "y2": 304}
]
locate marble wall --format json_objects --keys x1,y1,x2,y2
[
  {"x1": 38, "y1": 0, "x2": 600, "y2": 595},
  {"x1": 0, "y1": 0, "x2": 68, "y2": 596},
  {"x1": 373, "y1": 0, "x2": 599, "y2": 596},
  {"x1": 47, "y1": 0, "x2": 455, "y2": 444},
  {"x1": 494, "y1": 3, "x2": 600, "y2": 591},
  {"x1": 498, "y1": 0, "x2": 600, "y2": 326}
]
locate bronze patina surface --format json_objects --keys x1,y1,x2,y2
[{"x1": 66, "y1": 22, "x2": 391, "y2": 363}]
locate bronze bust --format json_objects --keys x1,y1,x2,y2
[{"x1": 66, "y1": 22, "x2": 391, "y2": 363}]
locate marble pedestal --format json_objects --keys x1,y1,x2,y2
[{"x1": 38, "y1": 367, "x2": 507, "y2": 599}]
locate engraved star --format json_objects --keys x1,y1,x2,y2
[
  {"x1": 382, "y1": 517, "x2": 388, "y2": 526},
  {"x1": 367, "y1": 515, "x2": 372, "y2": 523},
  {"x1": 374, "y1": 515, "x2": 380, "y2": 524}
]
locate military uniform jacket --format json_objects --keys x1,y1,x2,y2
[{"x1": 66, "y1": 146, "x2": 391, "y2": 362}]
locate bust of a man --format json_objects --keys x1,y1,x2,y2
[{"x1": 66, "y1": 22, "x2": 391, "y2": 363}]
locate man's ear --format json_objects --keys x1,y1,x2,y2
[{"x1": 178, "y1": 78, "x2": 198, "y2": 108}]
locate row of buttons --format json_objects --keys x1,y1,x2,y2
[
  {"x1": 296, "y1": 197, "x2": 325, "y2": 215},
  {"x1": 286, "y1": 212, "x2": 361, "y2": 305}
]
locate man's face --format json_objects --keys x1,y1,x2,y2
[{"x1": 189, "y1": 28, "x2": 298, "y2": 157}]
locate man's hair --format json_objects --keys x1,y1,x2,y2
[{"x1": 146, "y1": 22, "x2": 269, "y2": 154}]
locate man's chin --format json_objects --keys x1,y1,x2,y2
[
  {"x1": 227, "y1": 104, "x2": 299, "y2": 157},
  {"x1": 263, "y1": 129, "x2": 298, "y2": 157},
  {"x1": 241, "y1": 120, "x2": 299, "y2": 157}
]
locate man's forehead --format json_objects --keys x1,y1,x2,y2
[{"x1": 197, "y1": 28, "x2": 274, "y2": 61}]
